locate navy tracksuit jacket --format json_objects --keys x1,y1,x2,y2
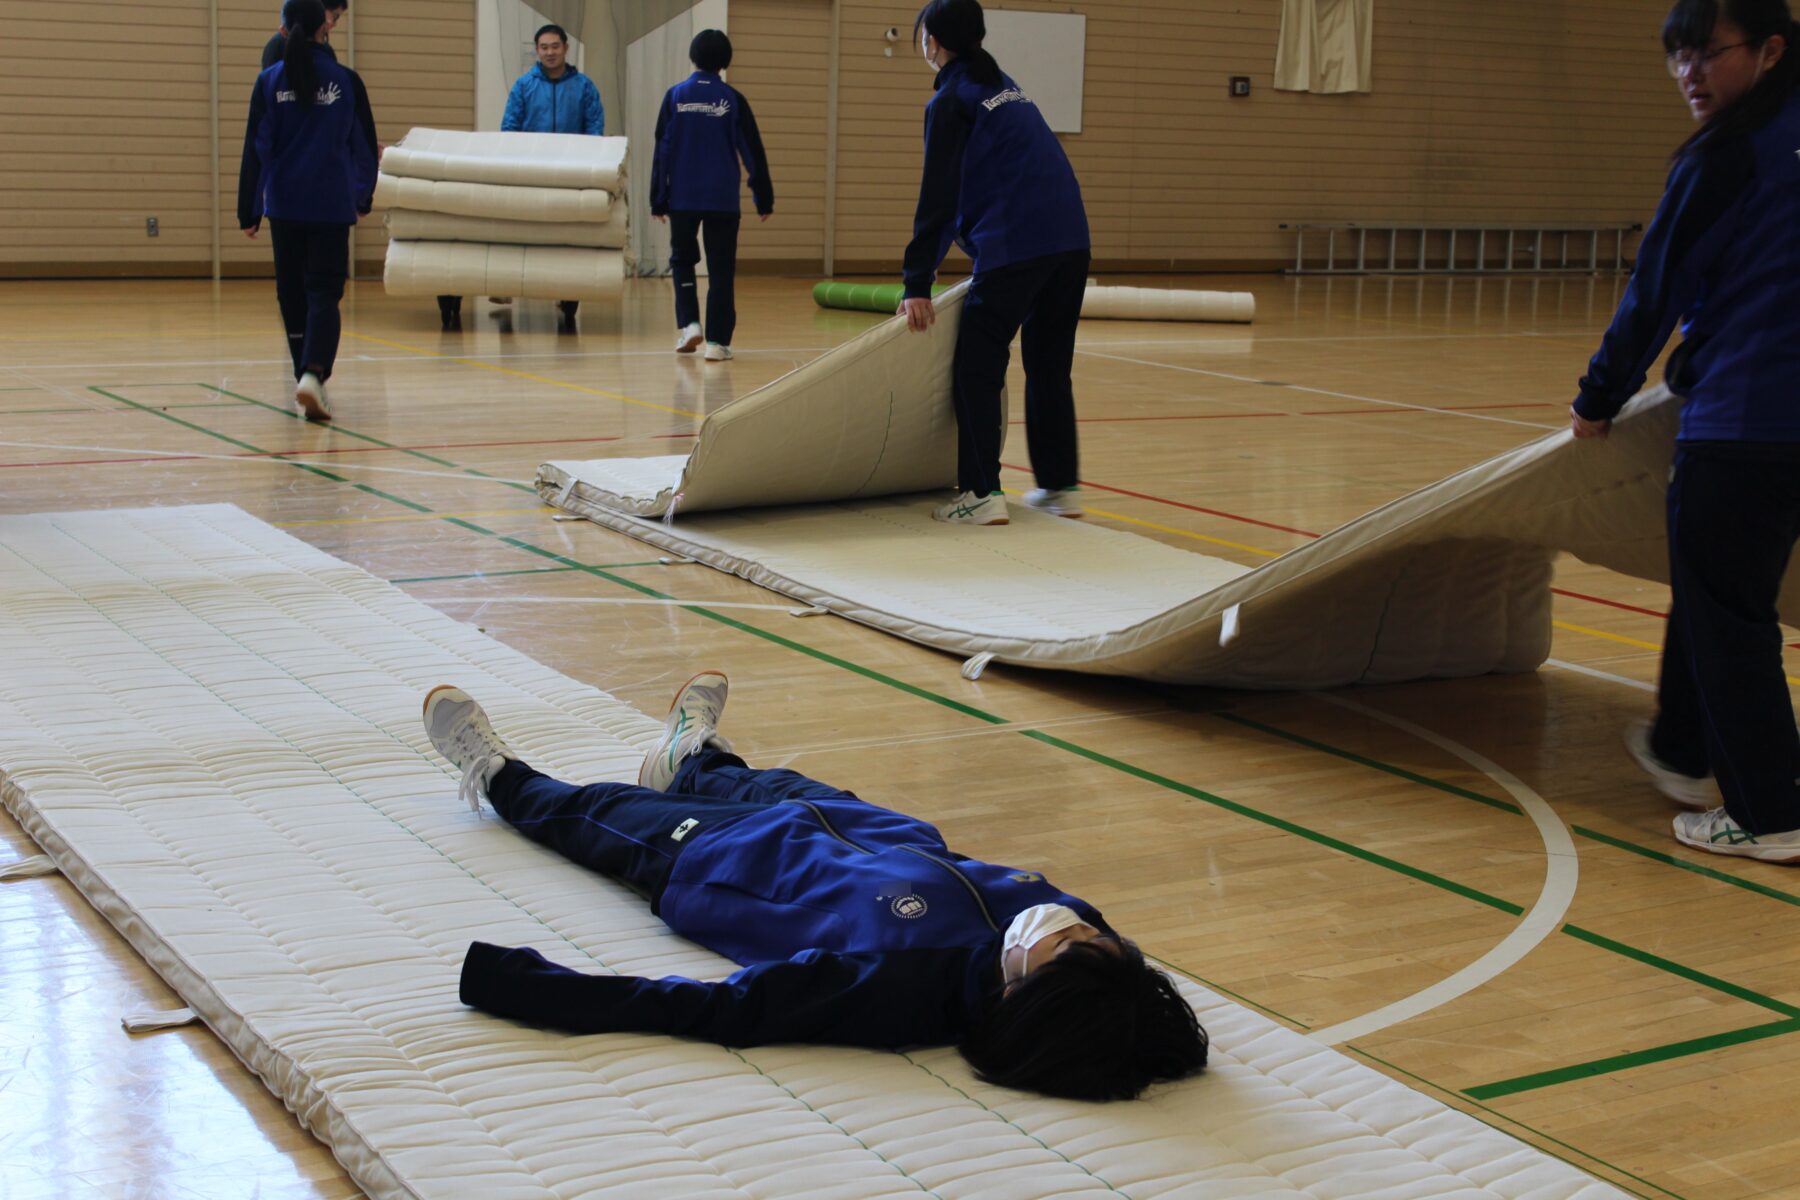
[{"x1": 649, "y1": 71, "x2": 774, "y2": 216}]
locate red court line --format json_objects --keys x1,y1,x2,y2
[
  {"x1": 1008, "y1": 401, "x2": 1556, "y2": 427},
  {"x1": 0, "y1": 431, "x2": 698, "y2": 471}
]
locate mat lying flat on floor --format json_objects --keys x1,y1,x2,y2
[
  {"x1": 0, "y1": 504, "x2": 1627, "y2": 1199},
  {"x1": 384, "y1": 240, "x2": 626, "y2": 300},
  {"x1": 381, "y1": 129, "x2": 628, "y2": 191},
  {"x1": 543, "y1": 376, "x2": 1800, "y2": 687}
]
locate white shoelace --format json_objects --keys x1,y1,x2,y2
[{"x1": 459, "y1": 753, "x2": 496, "y2": 815}]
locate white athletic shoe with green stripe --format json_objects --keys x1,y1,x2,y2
[
  {"x1": 1673, "y1": 806, "x2": 1800, "y2": 864},
  {"x1": 932, "y1": 490, "x2": 1009, "y2": 526},
  {"x1": 640, "y1": 670, "x2": 732, "y2": 791}
]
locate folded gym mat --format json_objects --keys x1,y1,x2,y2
[
  {"x1": 385, "y1": 207, "x2": 629, "y2": 249},
  {"x1": 0, "y1": 503, "x2": 1628, "y2": 1199},
  {"x1": 384, "y1": 240, "x2": 625, "y2": 300},
  {"x1": 373, "y1": 173, "x2": 614, "y2": 224},
  {"x1": 381, "y1": 128, "x2": 627, "y2": 191},
  {"x1": 541, "y1": 278, "x2": 1799, "y2": 686}
]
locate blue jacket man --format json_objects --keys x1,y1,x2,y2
[{"x1": 502, "y1": 60, "x2": 604, "y2": 136}]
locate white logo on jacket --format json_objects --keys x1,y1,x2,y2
[
  {"x1": 275, "y1": 82, "x2": 344, "y2": 106},
  {"x1": 676, "y1": 98, "x2": 731, "y2": 117},
  {"x1": 981, "y1": 87, "x2": 1029, "y2": 112},
  {"x1": 889, "y1": 894, "x2": 928, "y2": 919}
]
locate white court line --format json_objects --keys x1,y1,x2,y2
[
  {"x1": 0, "y1": 345, "x2": 841, "y2": 373},
  {"x1": 1544, "y1": 657, "x2": 1656, "y2": 693},
  {"x1": 1077, "y1": 331, "x2": 1573, "y2": 348},
  {"x1": 0, "y1": 439, "x2": 534, "y2": 488},
  {"x1": 1076, "y1": 347, "x2": 1560, "y2": 431},
  {"x1": 1304, "y1": 692, "x2": 1579, "y2": 1047}
]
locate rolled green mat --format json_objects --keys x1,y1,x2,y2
[{"x1": 811, "y1": 280, "x2": 945, "y2": 313}]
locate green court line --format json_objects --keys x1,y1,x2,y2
[
  {"x1": 119, "y1": 382, "x2": 1800, "y2": 1105},
  {"x1": 199, "y1": 384, "x2": 537, "y2": 493},
  {"x1": 1354, "y1": 1048, "x2": 1681, "y2": 1200},
  {"x1": 389, "y1": 562, "x2": 666, "y2": 585},
  {"x1": 1221, "y1": 710, "x2": 1800, "y2": 910},
  {"x1": 1559, "y1": 924, "x2": 1800, "y2": 1018},
  {"x1": 1464, "y1": 1017, "x2": 1800, "y2": 1101}
]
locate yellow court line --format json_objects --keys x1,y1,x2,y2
[
  {"x1": 277, "y1": 507, "x2": 554, "y2": 529},
  {"x1": 1554, "y1": 618, "x2": 1800, "y2": 685},
  {"x1": 347, "y1": 331, "x2": 700, "y2": 419}
]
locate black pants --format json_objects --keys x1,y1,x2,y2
[
  {"x1": 1650, "y1": 441, "x2": 1800, "y2": 834},
  {"x1": 669, "y1": 211, "x2": 741, "y2": 346},
  {"x1": 487, "y1": 749, "x2": 854, "y2": 909},
  {"x1": 952, "y1": 249, "x2": 1088, "y2": 496},
  {"x1": 268, "y1": 219, "x2": 349, "y2": 381}
]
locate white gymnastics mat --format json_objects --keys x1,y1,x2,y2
[{"x1": 0, "y1": 504, "x2": 1627, "y2": 1199}]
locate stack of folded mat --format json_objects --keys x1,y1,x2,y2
[{"x1": 375, "y1": 128, "x2": 629, "y2": 300}]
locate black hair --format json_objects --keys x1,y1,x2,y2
[
  {"x1": 534, "y1": 23, "x2": 568, "y2": 47},
  {"x1": 1663, "y1": 0, "x2": 1800, "y2": 160},
  {"x1": 958, "y1": 940, "x2": 1209, "y2": 1102},
  {"x1": 914, "y1": 0, "x2": 1004, "y2": 87},
  {"x1": 281, "y1": 0, "x2": 326, "y2": 106},
  {"x1": 690, "y1": 29, "x2": 733, "y2": 73}
]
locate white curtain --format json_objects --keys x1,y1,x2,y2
[{"x1": 1274, "y1": 0, "x2": 1373, "y2": 94}]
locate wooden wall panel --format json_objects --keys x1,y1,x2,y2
[
  {"x1": 0, "y1": 0, "x2": 472, "y2": 276},
  {"x1": 723, "y1": 0, "x2": 832, "y2": 267}
]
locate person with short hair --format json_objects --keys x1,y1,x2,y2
[
  {"x1": 1572, "y1": 0, "x2": 1800, "y2": 864},
  {"x1": 436, "y1": 23, "x2": 606, "y2": 332},
  {"x1": 238, "y1": 0, "x2": 378, "y2": 423},
  {"x1": 423, "y1": 672, "x2": 1208, "y2": 1102},
  {"x1": 899, "y1": 0, "x2": 1091, "y2": 527},
  {"x1": 260, "y1": 0, "x2": 346, "y2": 69},
  {"x1": 648, "y1": 29, "x2": 774, "y2": 362}
]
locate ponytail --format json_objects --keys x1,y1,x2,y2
[
  {"x1": 1663, "y1": 0, "x2": 1800, "y2": 161},
  {"x1": 915, "y1": 0, "x2": 1005, "y2": 88},
  {"x1": 281, "y1": 0, "x2": 327, "y2": 106}
]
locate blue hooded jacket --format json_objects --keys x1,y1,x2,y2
[
  {"x1": 1573, "y1": 90, "x2": 1800, "y2": 441},
  {"x1": 236, "y1": 43, "x2": 378, "y2": 227},
  {"x1": 502, "y1": 63, "x2": 604, "y2": 136},
  {"x1": 460, "y1": 793, "x2": 1108, "y2": 1048},
  {"x1": 649, "y1": 71, "x2": 774, "y2": 216},
  {"x1": 902, "y1": 59, "x2": 1090, "y2": 298}
]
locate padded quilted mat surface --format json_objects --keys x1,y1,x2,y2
[{"x1": 0, "y1": 505, "x2": 1627, "y2": 1199}]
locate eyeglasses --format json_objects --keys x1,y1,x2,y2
[{"x1": 1666, "y1": 40, "x2": 1756, "y2": 77}]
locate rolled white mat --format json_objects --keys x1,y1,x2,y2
[
  {"x1": 373, "y1": 173, "x2": 613, "y2": 224},
  {"x1": 382, "y1": 129, "x2": 627, "y2": 191},
  {"x1": 385, "y1": 207, "x2": 628, "y2": 249},
  {"x1": 383, "y1": 240, "x2": 625, "y2": 300},
  {"x1": 1082, "y1": 285, "x2": 1255, "y2": 324}
]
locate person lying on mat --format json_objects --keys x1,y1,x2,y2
[{"x1": 423, "y1": 672, "x2": 1208, "y2": 1101}]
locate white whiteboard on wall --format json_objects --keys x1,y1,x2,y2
[{"x1": 981, "y1": 9, "x2": 1086, "y2": 134}]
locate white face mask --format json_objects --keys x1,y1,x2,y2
[
  {"x1": 1000, "y1": 903, "x2": 1086, "y2": 983},
  {"x1": 921, "y1": 32, "x2": 941, "y2": 72}
]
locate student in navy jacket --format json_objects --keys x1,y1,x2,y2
[
  {"x1": 649, "y1": 30, "x2": 774, "y2": 361},
  {"x1": 237, "y1": 0, "x2": 377, "y2": 423},
  {"x1": 1572, "y1": 0, "x2": 1800, "y2": 864},
  {"x1": 899, "y1": 0, "x2": 1091, "y2": 527},
  {"x1": 423, "y1": 672, "x2": 1208, "y2": 1102}
]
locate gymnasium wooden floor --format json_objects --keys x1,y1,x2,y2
[{"x1": 2, "y1": 272, "x2": 1794, "y2": 1200}]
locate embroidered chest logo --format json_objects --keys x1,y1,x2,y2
[
  {"x1": 888, "y1": 894, "x2": 928, "y2": 919},
  {"x1": 676, "y1": 99, "x2": 731, "y2": 117}
]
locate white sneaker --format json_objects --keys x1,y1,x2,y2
[
  {"x1": 933, "y1": 491, "x2": 1009, "y2": 526},
  {"x1": 703, "y1": 342, "x2": 734, "y2": 361},
  {"x1": 422, "y1": 685, "x2": 513, "y2": 813},
  {"x1": 640, "y1": 670, "x2": 732, "y2": 790},
  {"x1": 1623, "y1": 720, "x2": 1715, "y2": 810},
  {"x1": 1023, "y1": 486, "x2": 1085, "y2": 519},
  {"x1": 1673, "y1": 807, "x2": 1800, "y2": 864},
  {"x1": 294, "y1": 372, "x2": 330, "y2": 422},
  {"x1": 676, "y1": 323, "x2": 703, "y2": 353}
]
